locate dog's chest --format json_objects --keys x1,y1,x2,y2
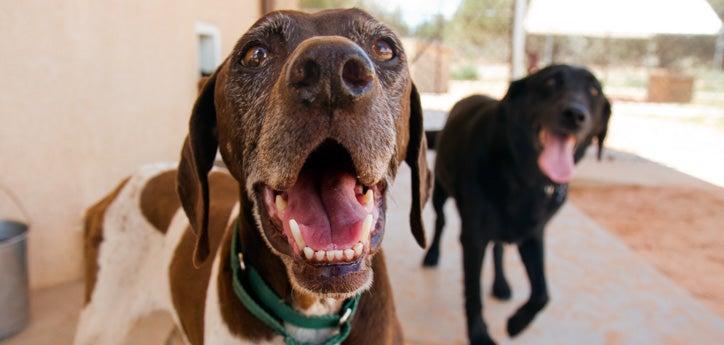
[
  {"x1": 495, "y1": 183, "x2": 567, "y2": 237},
  {"x1": 284, "y1": 298, "x2": 343, "y2": 344},
  {"x1": 205, "y1": 258, "x2": 344, "y2": 345}
]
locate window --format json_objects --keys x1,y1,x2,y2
[{"x1": 195, "y1": 22, "x2": 221, "y2": 77}]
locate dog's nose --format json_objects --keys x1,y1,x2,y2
[
  {"x1": 561, "y1": 105, "x2": 589, "y2": 129},
  {"x1": 341, "y1": 58, "x2": 374, "y2": 95},
  {"x1": 287, "y1": 37, "x2": 375, "y2": 106}
]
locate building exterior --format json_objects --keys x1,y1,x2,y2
[
  {"x1": 402, "y1": 38, "x2": 451, "y2": 94},
  {"x1": 0, "y1": 0, "x2": 296, "y2": 289}
]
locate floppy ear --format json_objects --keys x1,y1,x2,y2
[
  {"x1": 405, "y1": 83, "x2": 431, "y2": 248},
  {"x1": 596, "y1": 97, "x2": 612, "y2": 161},
  {"x1": 177, "y1": 69, "x2": 219, "y2": 267},
  {"x1": 502, "y1": 77, "x2": 527, "y2": 103}
]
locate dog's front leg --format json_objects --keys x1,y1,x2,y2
[
  {"x1": 460, "y1": 231, "x2": 495, "y2": 345},
  {"x1": 491, "y1": 242, "x2": 512, "y2": 300},
  {"x1": 422, "y1": 180, "x2": 450, "y2": 267},
  {"x1": 506, "y1": 235, "x2": 549, "y2": 337}
]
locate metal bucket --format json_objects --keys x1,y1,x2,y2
[
  {"x1": 0, "y1": 220, "x2": 29, "y2": 339},
  {"x1": 0, "y1": 186, "x2": 30, "y2": 340}
]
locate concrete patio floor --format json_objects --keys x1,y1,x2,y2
[
  {"x1": 2, "y1": 152, "x2": 723, "y2": 345},
  {"x1": 389, "y1": 170, "x2": 724, "y2": 344}
]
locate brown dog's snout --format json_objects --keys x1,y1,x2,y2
[{"x1": 286, "y1": 36, "x2": 375, "y2": 106}]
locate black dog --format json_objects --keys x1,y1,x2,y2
[{"x1": 422, "y1": 65, "x2": 611, "y2": 344}]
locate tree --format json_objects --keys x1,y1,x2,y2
[
  {"x1": 445, "y1": 0, "x2": 513, "y2": 45},
  {"x1": 442, "y1": 0, "x2": 514, "y2": 61},
  {"x1": 362, "y1": 2, "x2": 410, "y2": 36},
  {"x1": 299, "y1": 0, "x2": 357, "y2": 9},
  {"x1": 299, "y1": 0, "x2": 409, "y2": 35},
  {"x1": 415, "y1": 14, "x2": 446, "y2": 40}
]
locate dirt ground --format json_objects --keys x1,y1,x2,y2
[{"x1": 569, "y1": 184, "x2": 724, "y2": 317}]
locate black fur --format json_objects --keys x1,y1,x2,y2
[{"x1": 422, "y1": 65, "x2": 611, "y2": 344}]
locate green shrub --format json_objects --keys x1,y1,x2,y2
[{"x1": 452, "y1": 65, "x2": 480, "y2": 80}]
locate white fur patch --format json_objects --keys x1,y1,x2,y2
[
  {"x1": 202, "y1": 204, "x2": 271, "y2": 345},
  {"x1": 76, "y1": 164, "x2": 354, "y2": 345},
  {"x1": 75, "y1": 163, "x2": 178, "y2": 345},
  {"x1": 285, "y1": 297, "x2": 343, "y2": 344}
]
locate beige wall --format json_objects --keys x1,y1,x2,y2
[{"x1": 0, "y1": 0, "x2": 267, "y2": 289}]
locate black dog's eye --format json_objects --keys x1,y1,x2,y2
[
  {"x1": 589, "y1": 86, "x2": 599, "y2": 97},
  {"x1": 242, "y1": 45, "x2": 269, "y2": 67},
  {"x1": 545, "y1": 78, "x2": 556, "y2": 88},
  {"x1": 371, "y1": 39, "x2": 395, "y2": 62}
]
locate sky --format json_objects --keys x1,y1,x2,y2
[
  {"x1": 366, "y1": 0, "x2": 463, "y2": 27},
  {"x1": 364, "y1": 0, "x2": 721, "y2": 34}
]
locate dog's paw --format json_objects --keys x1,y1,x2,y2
[
  {"x1": 506, "y1": 295, "x2": 548, "y2": 336},
  {"x1": 469, "y1": 332, "x2": 497, "y2": 345},
  {"x1": 491, "y1": 280, "x2": 512, "y2": 300},
  {"x1": 506, "y1": 309, "x2": 537, "y2": 337},
  {"x1": 468, "y1": 318, "x2": 497, "y2": 345},
  {"x1": 422, "y1": 249, "x2": 440, "y2": 267}
]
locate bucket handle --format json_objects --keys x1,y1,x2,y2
[{"x1": 0, "y1": 184, "x2": 32, "y2": 227}]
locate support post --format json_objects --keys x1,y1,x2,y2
[
  {"x1": 511, "y1": 0, "x2": 528, "y2": 80},
  {"x1": 714, "y1": 28, "x2": 724, "y2": 70}
]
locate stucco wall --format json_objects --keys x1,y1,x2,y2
[{"x1": 0, "y1": 0, "x2": 264, "y2": 289}]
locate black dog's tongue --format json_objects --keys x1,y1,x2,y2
[{"x1": 538, "y1": 131, "x2": 575, "y2": 184}]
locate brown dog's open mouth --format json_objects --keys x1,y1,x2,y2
[
  {"x1": 537, "y1": 129, "x2": 576, "y2": 184},
  {"x1": 260, "y1": 140, "x2": 384, "y2": 265}
]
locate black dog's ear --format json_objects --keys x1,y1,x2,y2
[
  {"x1": 502, "y1": 77, "x2": 527, "y2": 103},
  {"x1": 405, "y1": 83, "x2": 431, "y2": 249},
  {"x1": 596, "y1": 97, "x2": 612, "y2": 160},
  {"x1": 177, "y1": 68, "x2": 219, "y2": 267}
]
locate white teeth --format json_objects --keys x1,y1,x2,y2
[
  {"x1": 314, "y1": 250, "x2": 326, "y2": 261},
  {"x1": 363, "y1": 189, "x2": 374, "y2": 210},
  {"x1": 303, "y1": 247, "x2": 314, "y2": 260},
  {"x1": 360, "y1": 214, "x2": 373, "y2": 242},
  {"x1": 289, "y1": 219, "x2": 305, "y2": 249},
  {"x1": 304, "y1": 244, "x2": 364, "y2": 263},
  {"x1": 298, "y1": 228, "x2": 371, "y2": 262},
  {"x1": 275, "y1": 195, "x2": 287, "y2": 213},
  {"x1": 354, "y1": 242, "x2": 364, "y2": 256}
]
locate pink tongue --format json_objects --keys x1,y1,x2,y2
[
  {"x1": 282, "y1": 169, "x2": 366, "y2": 251},
  {"x1": 538, "y1": 133, "x2": 576, "y2": 184}
]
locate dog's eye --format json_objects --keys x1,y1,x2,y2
[
  {"x1": 545, "y1": 78, "x2": 556, "y2": 88},
  {"x1": 242, "y1": 46, "x2": 269, "y2": 67},
  {"x1": 589, "y1": 86, "x2": 599, "y2": 97},
  {"x1": 371, "y1": 39, "x2": 394, "y2": 62}
]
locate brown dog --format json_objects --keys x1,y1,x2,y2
[{"x1": 75, "y1": 9, "x2": 429, "y2": 345}]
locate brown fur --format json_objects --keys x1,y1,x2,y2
[
  {"x1": 197, "y1": 76, "x2": 210, "y2": 93},
  {"x1": 169, "y1": 9, "x2": 427, "y2": 344},
  {"x1": 216, "y1": 195, "x2": 286, "y2": 342},
  {"x1": 179, "y1": 10, "x2": 430, "y2": 268},
  {"x1": 140, "y1": 170, "x2": 181, "y2": 234},
  {"x1": 344, "y1": 251, "x2": 404, "y2": 345},
  {"x1": 292, "y1": 289, "x2": 319, "y2": 311},
  {"x1": 212, "y1": 193, "x2": 403, "y2": 344},
  {"x1": 169, "y1": 171, "x2": 238, "y2": 345},
  {"x1": 85, "y1": 11, "x2": 428, "y2": 344},
  {"x1": 83, "y1": 178, "x2": 129, "y2": 304}
]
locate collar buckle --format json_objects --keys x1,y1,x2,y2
[
  {"x1": 544, "y1": 184, "x2": 555, "y2": 196},
  {"x1": 338, "y1": 308, "x2": 352, "y2": 326},
  {"x1": 230, "y1": 220, "x2": 360, "y2": 344},
  {"x1": 237, "y1": 253, "x2": 246, "y2": 271}
]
